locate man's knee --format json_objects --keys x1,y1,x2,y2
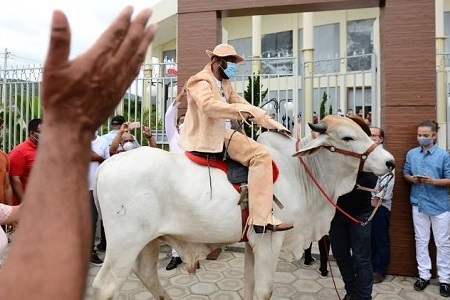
[{"x1": 253, "y1": 146, "x2": 271, "y2": 162}]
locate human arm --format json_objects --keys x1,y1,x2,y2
[
  {"x1": 143, "y1": 126, "x2": 157, "y2": 148},
  {"x1": 0, "y1": 203, "x2": 20, "y2": 225},
  {"x1": 91, "y1": 151, "x2": 105, "y2": 163},
  {"x1": 8, "y1": 151, "x2": 25, "y2": 203},
  {"x1": 165, "y1": 87, "x2": 185, "y2": 139},
  {"x1": 0, "y1": 7, "x2": 157, "y2": 299},
  {"x1": 413, "y1": 175, "x2": 450, "y2": 186},
  {"x1": 4, "y1": 172, "x2": 13, "y2": 206},
  {"x1": 165, "y1": 101, "x2": 179, "y2": 140},
  {"x1": 188, "y1": 79, "x2": 286, "y2": 131},
  {"x1": 109, "y1": 123, "x2": 129, "y2": 155},
  {"x1": 402, "y1": 151, "x2": 418, "y2": 184},
  {"x1": 10, "y1": 176, "x2": 24, "y2": 203}
]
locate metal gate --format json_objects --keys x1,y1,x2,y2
[{"x1": 0, "y1": 54, "x2": 377, "y2": 152}]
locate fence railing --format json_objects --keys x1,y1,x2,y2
[{"x1": 0, "y1": 54, "x2": 377, "y2": 151}]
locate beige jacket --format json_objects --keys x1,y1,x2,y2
[{"x1": 179, "y1": 63, "x2": 286, "y2": 153}]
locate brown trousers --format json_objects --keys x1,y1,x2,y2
[{"x1": 224, "y1": 129, "x2": 277, "y2": 226}]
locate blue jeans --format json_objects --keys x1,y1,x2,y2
[
  {"x1": 330, "y1": 212, "x2": 373, "y2": 300},
  {"x1": 371, "y1": 206, "x2": 391, "y2": 276}
]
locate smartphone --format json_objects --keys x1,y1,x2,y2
[
  {"x1": 415, "y1": 175, "x2": 426, "y2": 178},
  {"x1": 128, "y1": 122, "x2": 141, "y2": 129}
]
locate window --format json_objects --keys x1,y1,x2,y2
[
  {"x1": 162, "y1": 49, "x2": 177, "y2": 76},
  {"x1": 261, "y1": 30, "x2": 293, "y2": 75},
  {"x1": 347, "y1": 19, "x2": 375, "y2": 71},
  {"x1": 347, "y1": 87, "x2": 372, "y2": 119},
  {"x1": 229, "y1": 37, "x2": 252, "y2": 76},
  {"x1": 444, "y1": 12, "x2": 450, "y2": 52},
  {"x1": 314, "y1": 23, "x2": 340, "y2": 73}
]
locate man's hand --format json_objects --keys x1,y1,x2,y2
[
  {"x1": 175, "y1": 87, "x2": 186, "y2": 104},
  {"x1": 41, "y1": 7, "x2": 158, "y2": 134},
  {"x1": 143, "y1": 126, "x2": 152, "y2": 139},
  {"x1": 119, "y1": 122, "x2": 131, "y2": 133},
  {"x1": 371, "y1": 197, "x2": 382, "y2": 208},
  {"x1": 277, "y1": 128, "x2": 292, "y2": 137},
  {"x1": 91, "y1": 151, "x2": 104, "y2": 163}
]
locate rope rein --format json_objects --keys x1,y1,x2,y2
[{"x1": 295, "y1": 138, "x2": 394, "y2": 226}]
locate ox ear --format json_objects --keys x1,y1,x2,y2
[{"x1": 292, "y1": 135, "x2": 325, "y2": 157}]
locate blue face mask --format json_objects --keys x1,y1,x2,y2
[
  {"x1": 417, "y1": 136, "x2": 433, "y2": 147},
  {"x1": 220, "y1": 60, "x2": 236, "y2": 79}
]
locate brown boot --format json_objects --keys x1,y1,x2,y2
[{"x1": 253, "y1": 223, "x2": 294, "y2": 234}]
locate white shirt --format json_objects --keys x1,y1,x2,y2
[
  {"x1": 165, "y1": 101, "x2": 184, "y2": 154},
  {"x1": 372, "y1": 145, "x2": 395, "y2": 211},
  {"x1": 88, "y1": 136, "x2": 110, "y2": 190},
  {"x1": 215, "y1": 79, "x2": 231, "y2": 129}
]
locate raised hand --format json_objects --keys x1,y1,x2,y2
[{"x1": 42, "y1": 7, "x2": 158, "y2": 133}]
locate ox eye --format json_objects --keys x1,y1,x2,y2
[{"x1": 342, "y1": 137, "x2": 354, "y2": 142}]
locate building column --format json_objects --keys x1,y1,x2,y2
[
  {"x1": 302, "y1": 12, "x2": 314, "y2": 125},
  {"x1": 380, "y1": 0, "x2": 436, "y2": 276},
  {"x1": 436, "y1": 0, "x2": 447, "y2": 148},
  {"x1": 252, "y1": 16, "x2": 262, "y2": 75}
]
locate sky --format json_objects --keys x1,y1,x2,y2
[{"x1": 0, "y1": 0, "x2": 162, "y2": 67}]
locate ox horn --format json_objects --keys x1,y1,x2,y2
[{"x1": 308, "y1": 121, "x2": 327, "y2": 134}]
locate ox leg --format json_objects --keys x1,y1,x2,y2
[
  {"x1": 133, "y1": 240, "x2": 172, "y2": 300},
  {"x1": 251, "y1": 236, "x2": 283, "y2": 300},
  {"x1": 92, "y1": 242, "x2": 144, "y2": 300},
  {"x1": 244, "y1": 243, "x2": 255, "y2": 300}
]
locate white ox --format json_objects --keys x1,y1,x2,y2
[{"x1": 92, "y1": 115, "x2": 395, "y2": 300}]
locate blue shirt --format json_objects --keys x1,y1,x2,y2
[{"x1": 403, "y1": 144, "x2": 450, "y2": 216}]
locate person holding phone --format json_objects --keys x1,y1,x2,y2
[
  {"x1": 109, "y1": 121, "x2": 156, "y2": 155},
  {"x1": 102, "y1": 116, "x2": 140, "y2": 153},
  {"x1": 403, "y1": 120, "x2": 450, "y2": 297}
]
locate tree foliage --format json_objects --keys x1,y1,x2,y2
[
  {"x1": 319, "y1": 92, "x2": 328, "y2": 120},
  {"x1": 243, "y1": 75, "x2": 268, "y2": 140},
  {"x1": 319, "y1": 91, "x2": 334, "y2": 120}
]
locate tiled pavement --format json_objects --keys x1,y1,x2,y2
[{"x1": 84, "y1": 244, "x2": 447, "y2": 300}]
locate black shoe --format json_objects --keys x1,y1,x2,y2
[
  {"x1": 414, "y1": 278, "x2": 430, "y2": 291},
  {"x1": 440, "y1": 283, "x2": 450, "y2": 297},
  {"x1": 90, "y1": 253, "x2": 103, "y2": 267},
  {"x1": 373, "y1": 272, "x2": 386, "y2": 284},
  {"x1": 318, "y1": 269, "x2": 328, "y2": 278},
  {"x1": 302, "y1": 257, "x2": 316, "y2": 267},
  {"x1": 166, "y1": 257, "x2": 182, "y2": 270},
  {"x1": 253, "y1": 223, "x2": 294, "y2": 234},
  {"x1": 342, "y1": 293, "x2": 357, "y2": 300},
  {"x1": 96, "y1": 243, "x2": 106, "y2": 252}
]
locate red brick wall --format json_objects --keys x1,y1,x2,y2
[
  {"x1": 177, "y1": 11, "x2": 221, "y2": 112},
  {"x1": 380, "y1": 0, "x2": 436, "y2": 276}
]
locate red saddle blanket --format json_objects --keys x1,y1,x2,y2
[
  {"x1": 184, "y1": 151, "x2": 279, "y2": 192},
  {"x1": 185, "y1": 151, "x2": 280, "y2": 242}
]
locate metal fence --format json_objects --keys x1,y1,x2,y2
[{"x1": 0, "y1": 54, "x2": 377, "y2": 151}]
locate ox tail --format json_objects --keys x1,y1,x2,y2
[{"x1": 93, "y1": 166, "x2": 103, "y2": 221}]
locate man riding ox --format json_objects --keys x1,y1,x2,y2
[{"x1": 179, "y1": 44, "x2": 293, "y2": 234}]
